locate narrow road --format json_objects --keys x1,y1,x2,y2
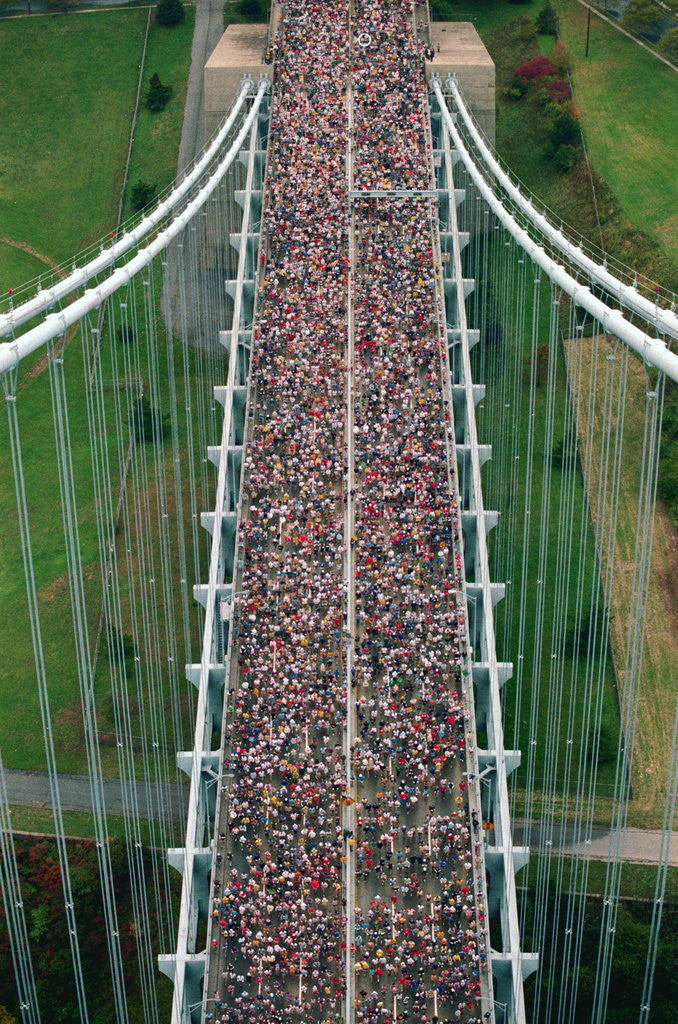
[
  {"x1": 3, "y1": 768, "x2": 187, "y2": 822},
  {"x1": 177, "y1": 0, "x2": 226, "y2": 174},
  {"x1": 512, "y1": 817, "x2": 678, "y2": 866},
  {"x1": 3, "y1": 766, "x2": 675, "y2": 866}
]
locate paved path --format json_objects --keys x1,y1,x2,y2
[
  {"x1": 3, "y1": 768, "x2": 187, "y2": 822},
  {"x1": 177, "y1": 0, "x2": 227, "y2": 175},
  {"x1": 512, "y1": 817, "x2": 678, "y2": 866},
  {"x1": 3, "y1": 770, "x2": 676, "y2": 863}
]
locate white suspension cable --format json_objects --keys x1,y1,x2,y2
[
  {"x1": 0, "y1": 78, "x2": 255, "y2": 339},
  {"x1": 432, "y1": 80, "x2": 678, "y2": 383},
  {"x1": 442, "y1": 76, "x2": 678, "y2": 341},
  {"x1": 0, "y1": 78, "x2": 270, "y2": 376}
]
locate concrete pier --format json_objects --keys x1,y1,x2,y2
[
  {"x1": 426, "y1": 22, "x2": 495, "y2": 145},
  {"x1": 204, "y1": 24, "x2": 270, "y2": 136}
]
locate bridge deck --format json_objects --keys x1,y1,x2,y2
[{"x1": 204, "y1": 3, "x2": 491, "y2": 1021}]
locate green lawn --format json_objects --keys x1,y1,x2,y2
[
  {"x1": 553, "y1": 0, "x2": 678, "y2": 266},
  {"x1": 123, "y1": 12, "x2": 195, "y2": 220},
  {"x1": 431, "y1": 0, "x2": 527, "y2": 35},
  {"x1": 0, "y1": 240, "x2": 51, "y2": 298},
  {"x1": 0, "y1": 10, "x2": 199, "y2": 778},
  {"x1": 8, "y1": 803, "x2": 155, "y2": 845},
  {"x1": 469, "y1": 264, "x2": 622, "y2": 805},
  {"x1": 0, "y1": 10, "x2": 147, "y2": 286}
]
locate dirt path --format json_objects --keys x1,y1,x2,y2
[{"x1": 0, "y1": 236, "x2": 67, "y2": 280}]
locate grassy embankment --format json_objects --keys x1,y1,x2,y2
[
  {"x1": 0, "y1": 10, "x2": 199, "y2": 780},
  {"x1": 433, "y1": 2, "x2": 677, "y2": 827},
  {"x1": 491, "y1": 9, "x2": 677, "y2": 828}
]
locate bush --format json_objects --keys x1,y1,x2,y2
[
  {"x1": 131, "y1": 179, "x2": 157, "y2": 212},
  {"x1": 658, "y1": 26, "x2": 678, "y2": 63},
  {"x1": 145, "y1": 72, "x2": 173, "y2": 112},
  {"x1": 547, "y1": 79, "x2": 572, "y2": 102},
  {"x1": 506, "y1": 74, "x2": 529, "y2": 99},
  {"x1": 105, "y1": 624, "x2": 136, "y2": 665},
  {"x1": 239, "y1": 0, "x2": 263, "y2": 16},
  {"x1": 535, "y1": 2, "x2": 558, "y2": 35},
  {"x1": 515, "y1": 54, "x2": 559, "y2": 80},
  {"x1": 515, "y1": 15, "x2": 539, "y2": 45},
  {"x1": 116, "y1": 324, "x2": 135, "y2": 345},
  {"x1": 551, "y1": 427, "x2": 577, "y2": 468},
  {"x1": 548, "y1": 107, "x2": 579, "y2": 148},
  {"x1": 156, "y1": 0, "x2": 185, "y2": 27},
  {"x1": 129, "y1": 393, "x2": 168, "y2": 445},
  {"x1": 553, "y1": 143, "x2": 579, "y2": 173},
  {"x1": 621, "y1": 0, "x2": 661, "y2": 37},
  {"x1": 551, "y1": 38, "x2": 573, "y2": 74}
]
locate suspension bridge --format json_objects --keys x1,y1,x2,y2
[{"x1": 0, "y1": 4, "x2": 676, "y2": 1024}]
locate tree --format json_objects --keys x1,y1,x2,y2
[
  {"x1": 515, "y1": 54, "x2": 559, "y2": 80},
  {"x1": 145, "y1": 72, "x2": 173, "y2": 112},
  {"x1": 621, "y1": 0, "x2": 661, "y2": 37},
  {"x1": 551, "y1": 38, "x2": 573, "y2": 74},
  {"x1": 156, "y1": 0, "x2": 185, "y2": 28},
  {"x1": 535, "y1": 2, "x2": 559, "y2": 35},
  {"x1": 116, "y1": 324, "x2": 135, "y2": 345},
  {"x1": 548, "y1": 107, "x2": 579, "y2": 149},
  {"x1": 131, "y1": 180, "x2": 157, "y2": 213},
  {"x1": 658, "y1": 26, "x2": 678, "y2": 64},
  {"x1": 129, "y1": 393, "x2": 168, "y2": 445},
  {"x1": 240, "y1": 0, "x2": 263, "y2": 17}
]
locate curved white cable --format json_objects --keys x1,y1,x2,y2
[
  {"x1": 0, "y1": 77, "x2": 256, "y2": 339},
  {"x1": 433, "y1": 80, "x2": 678, "y2": 384},
  {"x1": 440, "y1": 76, "x2": 678, "y2": 342},
  {"x1": 0, "y1": 79, "x2": 269, "y2": 376}
]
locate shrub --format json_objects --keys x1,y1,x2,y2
[
  {"x1": 547, "y1": 79, "x2": 572, "y2": 102},
  {"x1": 240, "y1": 0, "x2": 263, "y2": 16},
  {"x1": 506, "y1": 74, "x2": 529, "y2": 99},
  {"x1": 553, "y1": 143, "x2": 579, "y2": 173},
  {"x1": 551, "y1": 38, "x2": 573, "y2": 74},
  {"x1": 131, "y1": 180, "x2": 157, "y2": 212},
  {"x1": 535, "y1": 2, "x2": 559, "y2": 35},
  {"x1": 129, "y1": 393, "x2": 168, "y2": 444},
  {"x1": 145, "y1": 72, "x2": 173, "y2": 112},
  {"x1": 621, "y1": 0, "x2": 661, "y2": 37},
  {"x1": 548, "y1": 107, "x2": 579, "y2": 149},
  {"x1": 156, "y1": 0, "x2": 185, "y2": 27},
  {"x1": 515, "y1": 54, "x2": 559, "y2": 80},
  {"x1": 116, "y1": 324, "x2": 135, "y2": 345},
  {"x1": 658, "y1": 26, "x2": 678, "y2": 63},
  {"x1": 515, "y1": 15, "x2": 539, "y2": 45}
]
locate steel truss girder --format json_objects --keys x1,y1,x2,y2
[
  {"x1": 159, "y1": 99, "x2": 269, "y2": 1024},
  {"x1": 434, "y1": 91, "x2": 537, "y2": 1024}
]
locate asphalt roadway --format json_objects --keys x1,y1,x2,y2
[{"x1": 3, "y1": 768, "x2": 676, "y2": 866}]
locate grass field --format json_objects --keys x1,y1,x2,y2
[
  {"x1": 0, "y1": 10, "x2": 148, "y2": 287},
  {"x1": 123, "y1": 12, "x2": 195, "y2": 219},
  {"x1": 564, "y1": 336, "x2": 678, "y2": 824},
  {"x1": 431, "y1": 0, "x2": 527, "y2": 34},
  {"x1": 470, "y1": 11, "x2": 678, "y2": 827},
  {"x1": 7, "y1": 803, "x2": 156, "y2": 845},
  {"x1": 553, "y1": 0, "x2": 678, "y2": 265},
  {"x1": 470, "y1": 266, "x2": 622, "y2": 804},
  {"x1": 0, "y1": 10, "x2": 197, "y2": 778}
]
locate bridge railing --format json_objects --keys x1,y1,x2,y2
[
  {"x1": 0, "y1": 79, "x2": 262, "y2": 333},
  {"x1": 438, "y1": 76, "x2": 678, "y2": 337}
]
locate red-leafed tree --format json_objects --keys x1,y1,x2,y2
[{"x1": 515, "y1": 55, "x2": 559, "y2": 80}]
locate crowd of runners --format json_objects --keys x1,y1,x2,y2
[{"x1": 206, "y1": 2, "x2": 490, "y2": 1022}]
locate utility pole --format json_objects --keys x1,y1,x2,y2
[{"x1": 585, "y1": 4, "x2": 592, "y2": 57}]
